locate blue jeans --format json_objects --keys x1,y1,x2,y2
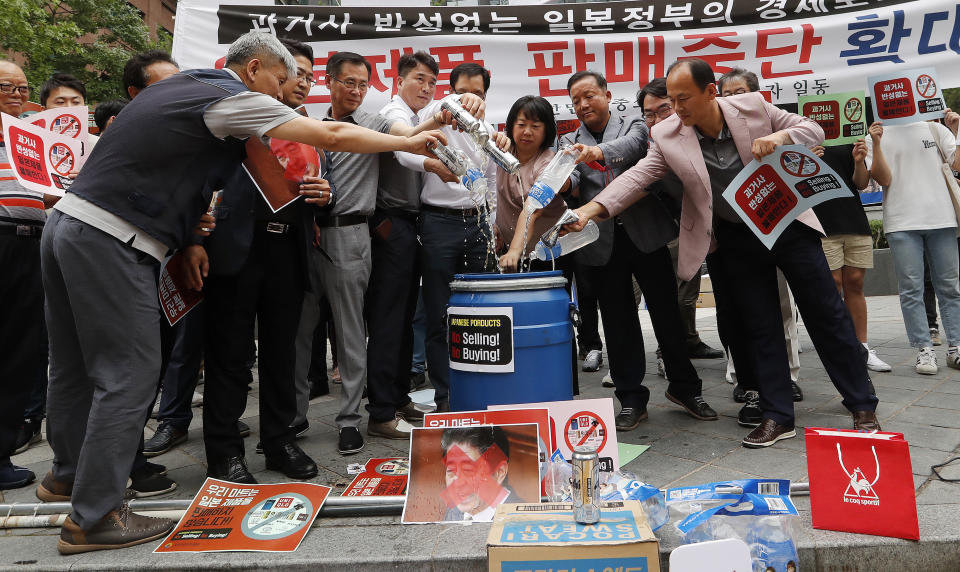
[{"x1": 887, "y1": 227, "x2": 960, "y2": 348}]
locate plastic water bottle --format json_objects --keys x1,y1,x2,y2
[
  {"x1": 747, "y1": 516, "x2": 799, "y2": 572},
  {"x1": 530, "y1": 220, "x2": 599, "y2": 261},
  {"x1": 525, "y1": 145, "x2": 578, "y2": 213},
  {"x1": 440, "y1": 95, "x2": 489, "y2": 146}
]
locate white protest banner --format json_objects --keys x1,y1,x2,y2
[
  {"x1": 722, "y1": 144, "x2": 849, "y2": 249},
  {"x1": 488, "y1": 397, "x2": 619, "y2": 472},
  {"x1": 27, "y1": 105, "x2": 90, "y2": 150},
  {"x1": 868, "y1": 66, "x2": 946, "y2": 127},
  {"x1": 173, "y1": 0, "x2": 960, "y2": 127},
  {"x1": 1, "y1": 113, "x2": 84, "y2": 197}
]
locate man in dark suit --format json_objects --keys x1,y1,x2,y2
[
  {"x1": 181, "y1": 40, "x2": 327, "y2": 484},
  {"x1": 563, "y1": 71, "x2": 717, "y2": 432}
]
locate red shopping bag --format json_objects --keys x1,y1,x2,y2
[{"x1": 805, "y1": 428, "x2": 919, "y2": 540}]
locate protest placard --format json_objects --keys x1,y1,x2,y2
[
  {"x1": 722, "y1": 144, "x2": 849, "y2": 249},
  {"x1": 798, "y1": 91, "x2": 866, "y2": 146},
  {"x1": 402, "y1": 423, "x2": 541, "y2": 524},
  {"x1": 447, "y1": 306, "x2": 515, "y2": 373},
  {"x1": 27, "y1": 105, "x2": 90, "y2": 151},
  {"x1": 868, "y1": 67, "x2": 946, "y2": 127},
  {"x1": 488, "y1": 398, "x2": 619, "y2": 472},
  {"x1": 158, "y1": 252, "x2": 204, "y2": 326},
  {"x1": 342, "y1": 458, "x2": 409, "y2": 497},
  {"x1": 242, "y1": 136, "x2": 321, "y2": 213},
  {"x1": 155, "y1": 478, "x2": 331, "y2": 553},
  {"x1": 2, "y1": 113, "x2": 85, "y2": 197}
]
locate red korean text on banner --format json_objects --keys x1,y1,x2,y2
[
  {"x1": 805, "y1": 428, "x2": 919, "y2": 540},
  {"x1": 802, "y1": 100, "x2": 840, "y2": 140},
  {"x1": 733, "y1": 164, "x2": 797, "y2": 235},
  {"x1": 8, "y1": 127, "x2": 50, "y2": 187},
  {"x1": 873, "y1": 77, "x2": 915, "y2": 120}
]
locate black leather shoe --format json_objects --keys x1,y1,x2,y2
[
  {"x1": 143, "y1": 424, "x2": 187, "y2": 457},
  {"x1": 237, "y1": 421, "x2": 251, "y2": 438},
  {"x1": 265, "y1": 441, "x2": 318, "y2": 480},
  {"x1": 738, "y1": 390, "x2": 762, "y2": 427},
  {"x1": 732, "y1": 384, "x2": 746, "y2": 403},
  {"x1": 409, "y1": 372, "x2": 427, "y2": 391},
  {"x1": 853, "y1": 410, "x2": 881, "y2": 432},
  {"x1": 791, "y1": 381, "x2": 804, "y2": 402},
  {"x1": 615, "y1": 406, "x2": 648, "y2": 431},
  {"x1": 687, "y1": 341, "x2": 724, "y2": 359},
  {"x1": 0, "y1": 462, "x2": 35, "y2": 490},
  {"x1": 207, "y1": 456, "x2": 257, "y2": 484},
  {"x1": 665, "y1": 391, "x2": 718, "y2": 420}
]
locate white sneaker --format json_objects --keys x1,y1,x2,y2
[
  {"x1": 725, "y1": 355, "x2": 737, "y2": 384},
  {"x1": 601, "y1": 374, "x2": 615, "y2": 388},
  {"x1": 865, "y1": 349, "x2": 892, "y2": 372},
  {"x1": 930, "y1": 328, "x2": 942, "y2": 346},
  {"x1": 916, "y1": 347, "x2": 938, "y2": 375},
  {"x1": 947, "y1": 346, "x2": 960, "y2": 370},
  {"x1": 582, "y1": 349, "x2": 603, "y2": 372}
]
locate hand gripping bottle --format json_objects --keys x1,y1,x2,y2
[
  {"x1": 440, "y1": 95, "x2": 489, "y2": 146},
  {"x1": 530, "y1": 220, "x2": 599, "y2": 261},
  {"x1": 524, "y1": 145, "x2": 578, "y2": 213},
  {"x1": 432, "y1": 143, "x2": 487, "y2": 196}
]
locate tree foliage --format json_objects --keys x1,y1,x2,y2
[{"x1": 0, "y1": 0, "x2": 173, "y2": 104}]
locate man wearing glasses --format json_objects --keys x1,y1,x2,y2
[{"x1": 0, "y1": 61, "x2": 44, "y2": 491}]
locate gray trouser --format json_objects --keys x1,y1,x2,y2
[
  {"x1": 41, "y1": 211, "x2": 162, "y2": 529},
  {"x1": 317, "y1": 224, "x2": 371, "y2": 428},
  {"x1": 293, "y1": 290, "x2": 320, "y2": 425}
]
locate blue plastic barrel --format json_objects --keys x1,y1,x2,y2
[{"x1": 447, "y1": 271, "x2": 573, "y2": 411}]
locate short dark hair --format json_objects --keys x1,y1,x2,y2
[
  {"x1": 666, "y1": 58, "x2": 717, "y2": 91},
  {"x1": 450, "y1": 62, "x2": 490, "y2": 94},
  {"x1": 637, "y1": 77, "x2": 667, "y2": 109},
  {"x1": 397, "y1": 51, "x2": 439, "y2": 79},
  {"x1": 40, "y1": 73, "x2": 86, "y2": 107},
  {"x1": 279, "y1": 38, "x2": 314, "y2": 63},
  {"x1": 506, "y1": 96, "x2": 557, "y2": 152},
  {"x1": 441, "y1": 426, "x2": 510, "y2": 460},
  {"x1": 326, "y1": 51, "x2": 371, "y2": 81},
  {"x1": 567, "y1": 70, "x2": 607, "y2": 93},
  {"x1": 93, "y1": 99, "x2": 128, "y2": 132},
  {"x1": 717, "y1": 68, "x2": 760, "y2": 93},
  {"x1": 122, "y1": 50, "x2": 178, "y2": 96}
]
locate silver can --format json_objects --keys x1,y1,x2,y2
[
  {"x1": 481, "y1": 138, "x2": 521, "y2": 174},
  {"x1": 440, "y1": 96, "x2": 489, "y2": 145},
  {"x1": 571, "y1": 445, "x2": 601, "y2": 524}
]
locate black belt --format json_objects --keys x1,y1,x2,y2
[
  {"x1": 421, "y1": 204, "x2": 480, "y2": 218},
  {"x1": 379, "y1": 208, "x2": 419, "y2": 222},
  {"x1": 256, "y1": 221, "x2": 294, "y2": 235},
  {"x1": 316, "y1": 214, "x2": 368, "y2": 228},
  {"x1": 0, "y1": 224, "x2": 42, "y2": 238}
]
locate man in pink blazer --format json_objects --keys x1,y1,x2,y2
[{"x1": 568, "y1": 58, "x2": 880, "y2": 448}]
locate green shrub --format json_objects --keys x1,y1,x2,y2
[{"x1": 869, "y1": 219, "x2": 888, "y2": 249}]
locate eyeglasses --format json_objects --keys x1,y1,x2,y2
[
  {"x1": 331, "y1": 77, "x2": 368, "y2": 92},
  {"x1": 296, "y1": 71, "x2": 316, "y2": 86},
  {"x1": 642, "y1": 103, "x2": 673, "y2": 121},
  {"x1": 0, "y1": 83, "x2": 31, "y2": 97}
]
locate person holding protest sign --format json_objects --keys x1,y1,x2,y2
[
  {"x1": 863, "y1": 111, "x2": 960, "y2": 375},
  {"x1": 564, "y1": 70, "x2": 716, "y2": 431},
  {"x1": 39, "y1": 31, "x2": 448, "y2": 554},
  {"x1": 566, "y1": 58, "x2": 879, "y2": 448},
  {"x1": 717, "y1": 68, "x2": 804, "y2": 407},
  {"x1": 0, "y1": 60, "x2": 43, "y2": 491}
]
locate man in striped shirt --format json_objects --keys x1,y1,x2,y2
[{"x1": 0, "y1": 60, "x2": 46, "y2": 490}]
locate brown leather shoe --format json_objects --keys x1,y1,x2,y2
[
  {"x1": 37, "y1": 472, "x2": 72, "y2": 502},
  {"x1": 397, "y1": 401, "x2": 425, "y2": 422},
  {"x1": 742, "y1": 419, "x2": 796, "y2": 449},
  {"x1": 853, "y1": 410, "x2": 881, "y2": 432},
  {"x1": 58, "y1": 504, "x2": 175, "y2": 555}
]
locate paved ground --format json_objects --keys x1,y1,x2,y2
[{"x1": 2, "y1": 295, "x2": 959, "y2": 570}]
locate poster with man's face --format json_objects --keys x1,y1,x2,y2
[{"x1": 402, "y1": 424, "x2": 541, "y2": 524}]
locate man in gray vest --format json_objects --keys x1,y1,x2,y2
[
  {"x1": 563, "y1": 70, "x2": 717, "y2": 432},
  {"x1": 39, "y1": 32, "x2": 446, "y2": 555}
]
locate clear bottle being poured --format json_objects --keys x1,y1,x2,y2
[
  {"x1": 525, "y1": 145, "x2": 578, "y2": 213},
  {"x1": 432, "y1": 142, "x2": 487, "y2": 198},
  {"x1": 530, "y1": 209, "x2": 600, "y2": 262}
]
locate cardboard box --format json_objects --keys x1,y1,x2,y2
[
  {"x1": 696, "y1": 275, "x2": 715, "y2": 308},
  {"x1": 487, "y1": 501, "x2": 660, "y2": 572}
]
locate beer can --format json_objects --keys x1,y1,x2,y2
[
  {"x1": 481, "y1": 138, "x2": 521, "y2": 175},
  {"x1": 440, "y1": 97, "x2": 489, "y2": 145},
  {"x1": 571, "y1": 445, "x2": 601, "y2": 524}
]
